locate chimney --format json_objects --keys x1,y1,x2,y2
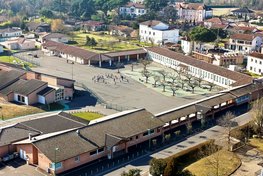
[{"x1": 29, "y1": 133, "x2": 32, "y2": 140}]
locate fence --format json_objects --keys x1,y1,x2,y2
[
  {"x1": 13, "y1": 53, "x2": 40, "y2": 67},
  {"x1": 75, "y1": 82, "x2": 136, "y2": 112}
]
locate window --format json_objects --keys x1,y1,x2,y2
[
  {"x1": 97, "y1": 148, "x2": 104, "y2": 153},
  {"x1": 50, "y1": 162, "x2": 62, "y2": 170},
  {"x1": 90, "y1": 150, "x2": 96, "y2": 156},
  {"x1": 74, "y1": 156, "x2": 80, "y2": 162},
  {"x1": 136, "y1": 135, "x2": 139, "y2": 139}
]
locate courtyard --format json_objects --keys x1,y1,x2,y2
[{"x1": 15, "y1": 51, "x2": 221, "y2": 114}]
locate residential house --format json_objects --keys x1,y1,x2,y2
[
  {"x1": 27, "y1": 22, "x2": 51, "y2": 33},
  {"x1": 109, "y1": 25, "x2": 135, "y2": 38},
  {"x1": 2, "y1": 37, "x2": 35, "y2": 50},
  {"x1": 226, "y1": 25, "x2": 259, "y2": 35},
  {"x1": 119, "y1": 2, "x2": 147, "y2": 18},
  {"x1": 147, "y1": 47, "x2": 253, "y2": 87},
  {"x1": 40, "y1": 33, "x2": 69, "y2": 44},
  {"x1": 139, "y1": 20, "x2": 179, "y2": 45},
  {"x1": 247, "y1": 52, "x2": 263, "y2": 75},
  {"x1": 228, "y1": 33, "x2": 262, "y2": 53},
  {"x1": 231, "y1": 7, "x2": 255, "y2": 20},
  {"x1": 0, "y1": 28, "x2": 22, "y2": 38},
  {"x1": 81, "y1": 21, "x2": 105, "y2": 32},
  {"x1": 204, "y1": 17, "x2": 228, "y2": 29},
  {"x1": 176, "y1": 3, "x2": 213, "y2": 22}
]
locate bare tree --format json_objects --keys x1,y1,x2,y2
[
  {"x1": 139, "y1": 59, "x2": 152, "y2": 71},
  {"x1": 188, "y1": 80, "x2": 199, "y2": 94},
  {"x1": 218, "y1": 112, "x2": 237, "y2": 151},
  {"x1": 184, "y1": 72, "x2": 194, "y2": 84},
  {"x1": 141, "y1": 69, "x2": 152, "y2": 83},
  {"x1": 170, "y1": 84, "x2": 178, "y2": 96},
  {"x1": 158, "y1": 70, "x2": 168, "y2": 81},
  {"x1": 168, "y1": 73, "x2": 178, "y2": 84},
  {"x1": 149, "y1": 37, "x2": 155, "y2": 46},
  {"x1": 208, "y1": 81, "x2": 216, "y2": 91},
  {"x1": 153, "y1": 75, "x2": 160, "y2": 87},
  {"x1": 179, "y1": 78, "x2": 187, "y2": 89},
  {"x1": 196, "y1": 74, "x2": 204, "y2": 87},
  {"x1": 160, "y1": 80, "x2": 167, "y2": 92},
  {"x1": 251, "y1": 98, "x2": 263, "y2": 137}
]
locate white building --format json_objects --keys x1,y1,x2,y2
[
  {"x1": 146, "y1": 47, "x2": 253, "y2": 88},
  {"x1": 40, "y1": 33, "x2": 69, "y2": 44},
  {"x1": 176, "y1": 3, "x2": 213, "y2": 22},
  {"x1": 139, "y1": 20, "x2": 179, "y2": 45},
  {"x1": 119, "y1": 2, "x2": 147, "y2": 18},
  {"x1": 228, "y1": 34, "x2": 262, "y2": 54},
  {"x1": 0, "y1": 27, "x2": 22, "y2": 38},
  {"x1": 181, "y1": 36, "x2": 192, "y2": 55},
  {"x1": 2, "y1": 38, "x2": 35, "y2": 50},
  {"x1": 247, "y1": 52, "x2": 263, "y2": 75}
]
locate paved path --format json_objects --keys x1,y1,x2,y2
[
  {"x1": 66, "y1": 104, "x2": 118, "y2": 116},
  {"x1": 104, "y1": 112, "x2": 253, "y2": 176}
]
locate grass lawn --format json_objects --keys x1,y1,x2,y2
[
  {"x1": 0, "y1": 103, "x2": 44, "y2": 120},
  {"x1": 0, "y1": 55, "x2": 34, "y2": 68},
  {"x1": 70, "y1": 31, "x2": 141, "y2": 53},
  {"x1": 72, "y1": 112, "x2": 104, "y2": 121},
  {"x1": 185, "y1": 150, "x2": 241, "y2": 176},
  {"x1": 249, "y1": 138, "x2": 263, "y2": 152}
]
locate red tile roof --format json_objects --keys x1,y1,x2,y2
[
  {"x1": 230, "y1": 33, "x2": 257, "y2": 41},
  {"x1": 147, "y1": 47, "x2": 253, "y2": 87},
  {"x1": 249, "y1": 52, "x2": 263, "y2": 60},
  {"x1": 125, "y1": 2, "x2": 145, "y2": 9}
]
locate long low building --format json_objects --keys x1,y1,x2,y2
[
  {"x1": 146, "y1": 47, "x2": 253, "y2": 88},
  {"x1": 0, "y1": 64, "x2": 75, "y2": 105},
  {"x1": 0, "y1": 80, "x2": 262, "y2": 175}
]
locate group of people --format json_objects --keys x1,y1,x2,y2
[{"x1": 92, "y1": 73, "x2": 129, "y2": 85}]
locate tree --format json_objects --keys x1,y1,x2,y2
[
  {"x1": 196, "y1": 74, "x2": 204, "y2": 87},
  {"x1": 158, "y1": 70, "x2": 168, "y2": 81},
  {"x1": 218, "y1": 112, "x2": 237, "y2": 151},
  {"x1": 163, "y1": 158, "x2": 178, "y2": 176},
  {"x1": 153, "y1": 75, "x2": 160, "y2": 87},
  {"x1": 40, "y1": 8, "x2": 54, "y2": 18},
  {"x1": 251, "y1": 98, "x2": 263, "y2": 137},
  {"x1": 145, "y1": 0, "x2": 169, "y2": 11},
  {"x1": 139, "y1": 59, "x2": 152, "y2": 71},
  {"x1": 51, "y1": 19, "x2": 65, "y2": 32},
  {"x1": 141, "y1": 69, "x2": 152, "y2": 83},
  {"x1": 94, "y1": 0, "x2": 130, "y2": 17},
  {"x1": 85, "y1": 36, "x2": 91, "y2": 45},
  {"x1": 170, "y1": 84, "x2": 178, "y2": 96},
  {"x1": 189, "y1": 26, "x2": 217, "y2": 43},
  {"x1": 160, "y1": 80, "x2": 167, "y2": 92},
  {"x1": 121, "y1": 169, "x2": 142, "y2": 176},
  {"x1": 169, "y1": 73, "x2": 178, "y2": 84},
  {"x1": 188, "y1": 80, "x2": 198, "y2": 94},
  {"x1": 115, "y1": 62, "x2": 124, "y2": 73},
  {"x1": 208, "y1": 81, "x2": 216, "y2": 91},
  {"x1": 71, "y1": 0, "x2": 96, "y2": 20},
  {"x1": 149, "y1": 158, "x2": 167, "y2": 176},
  {"x1": 162, "y1": 6, "x2": 177, "y2": 23},
  {"x1": 184, "y1": 72, "x2": 194, "y2": 84}
]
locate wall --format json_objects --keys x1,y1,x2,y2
[
  {"x1": 41, "y1": 75, "x2": 57, "y2": 86},
  {"x1": 27, "y1": 84, "x2": 48, "y2": 105},
  {"x1": 16, "y1": 144, "x2": 37, "y2": 164},
  {"x1": 0, "y1": 145, "x2": 16, "y2": 158}
]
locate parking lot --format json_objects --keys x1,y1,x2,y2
[{"x1": 15, "y1": 51, "x2": 217, "y2": 114}]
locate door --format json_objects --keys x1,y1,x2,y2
[{"x1": 19, "y1": 149, "x2": 27, "y2": 160}]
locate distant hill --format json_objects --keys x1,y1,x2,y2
[{"x1": 203, "y1": 0, "x2": 263, "y2": 10}]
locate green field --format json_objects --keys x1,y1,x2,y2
[
  {"x1": 0, "y1": 55, "x2": 34, "y2": 68},
  {"x1": 70, "y1": 32, "x2": 142, "y2": 53},
  {"x1": 249, "y1": 138, "x2": 263, "y2": 152},
  {"x1": 72, "y1": 112, "x2": 104, "y2": 121}
]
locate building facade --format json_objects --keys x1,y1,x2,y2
[
  {"x1": 139, "y1": 20, "x2": 179, "y2": 45},
  {"x1": 119, "y1": 2, "x2": 147, "y2": 17},
  {"x1": 247, "y1": 52, "x2": 263, "y2": 75},
  {"x1": 176, "y1": 3, "x2": 213, "y2": 22}
]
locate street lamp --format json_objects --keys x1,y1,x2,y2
[
  {"x1": 71, "y1": 62, "x2": 74, "y2": 80},
  {"x1": 54, "y1": 147, "x2": 59, "y2": 176}
]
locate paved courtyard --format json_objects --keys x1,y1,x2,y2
[
  {"x1": 0, "y1": 159, "x2": 45, "y2": 176},
  {"x1": 15, "y1": 51, "x2": 218, "y2": 114}
]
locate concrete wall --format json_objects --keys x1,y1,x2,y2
[{"x1": 27, "y1": 84, "x2": 48, "y2": 105}]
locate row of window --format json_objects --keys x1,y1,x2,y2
[
  {"x1": 140, "y1": 30, "x2": 155, "y2": 36},
  {"x1": 250, "y1": 58, "x2": 262, "y2": 65},
  {"x1": 120, "y1": 8, "x2": 145, "y2": 14},
  {"x1": 149, "y1": 52, "x2": 234, "y2": 86},
  {"x1": 249, "y1": 66, "x2": 262, "y2": 74}
]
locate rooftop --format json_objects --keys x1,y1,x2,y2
[{"x1": 0, "y1": 70, "x2": 26, "y2": 90}]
